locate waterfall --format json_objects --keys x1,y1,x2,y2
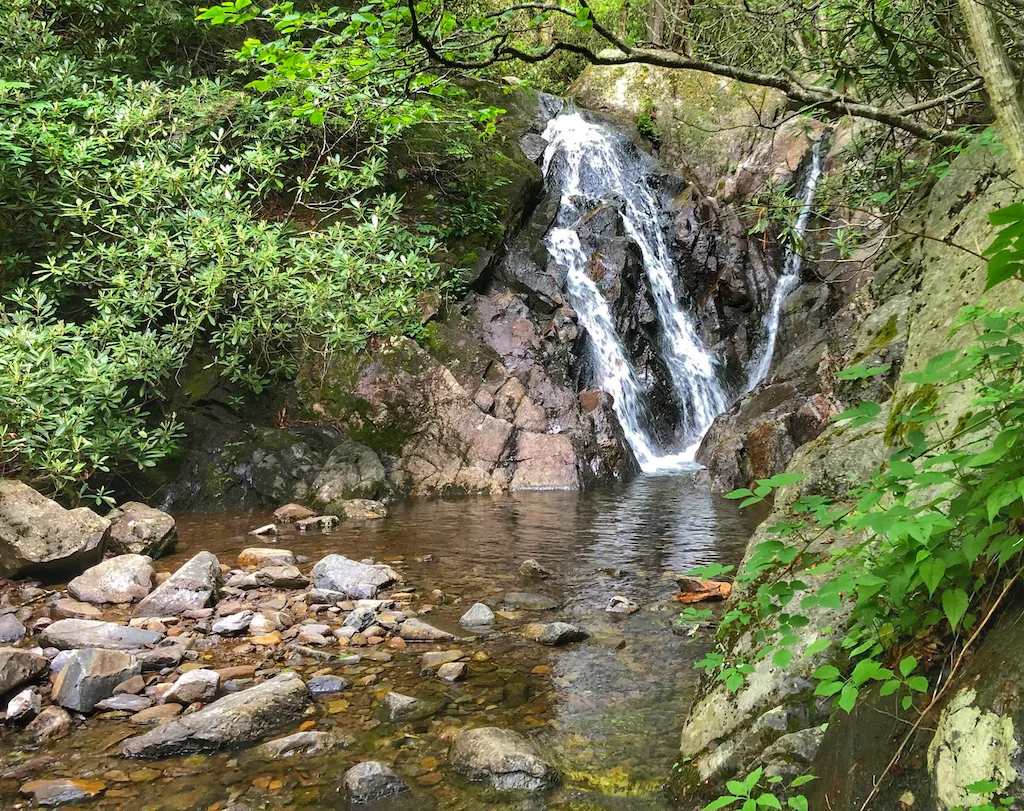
[
  {"x1": 541, "y1": 112, "x2": 726, "y2": 471},
  {"x1": 747, "y1": 138, "x2": 826, "y2": 390}
]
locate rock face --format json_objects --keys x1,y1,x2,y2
[
  {"x1": 311, "y1": 554, "x2": 399, "y2": 599},
  {"x1": 52, "y1": 649, "x2": 140, "y2": 712},
  {"x1": 42, "y1": 619, "x2": 164, "y2": 651},
  {"x1": 342, "y1": 761, "x2": 409, "y2": 804},
  {"x1": 0, "y1": 647, "x2": 48, "y2": 695},
  {"x1": 449, "y1": 727, "x2": 557, "y2": 791},
  {"x1": 311, "y1": 440, "x2": 388, "y2": 508},
  {"x1": 0, "y1": 480, "x2": 109, "y2": 579},
  {"x1": 121, "y1": 672, "x2": 311, "y2": 757},
  {"x1": 135, "y1": 551, "x2": 221, "y2": 616},
  {"x1": 68, "y1": 554, "x2": 154, "y2": 604},
  {"x1": 105, "y1": 502, "x2": 177, "y2": 558}
]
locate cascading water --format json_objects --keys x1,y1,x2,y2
[
  {"x1": 747, "y1": 138, "x2": 826, "y2": 390},
  {"x1": 541, "y1": 112, "x2": 726, "y2": 471}
]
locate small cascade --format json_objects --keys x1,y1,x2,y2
[
  {"x1": 541, "y1": 112, "x2": 726, "y2": 471},
  {"x1": 747, "y1": 138, "x2": 826, "y2": 390}
]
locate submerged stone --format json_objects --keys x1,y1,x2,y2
[
  {"x1": 449, "y1": 727, "x2": 557, "y2": 791},
  {"x1": 341, "y1": 760, "x2": 409, "y2": 804}
]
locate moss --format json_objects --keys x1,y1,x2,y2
[
  {"x1": 850, "y1": 314, "x2": 900, "y2": 365},
  {"x1": 884, "y1": 383, "x2": 939, "y2": 445}
]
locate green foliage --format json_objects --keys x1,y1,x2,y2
[{"x1": 701, "y1": 766, "x2": 814, "y2": 811}]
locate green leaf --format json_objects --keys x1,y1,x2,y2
[
  {"x1": 919, "y1": 558, "x2": 946, "y2": 596},
  {"x1": 965, "y1": 779, "x2": 999, "y2": 794},
  {"x1": 704, "y1": 796, "x2": 741, "y2": 811},
  {"x1": 805, "y1": 638, "x2": 831, "y2": 657},
  {"x1": 788, "y1": 796, "x2": 809, "y2": 811},
  {"x1": 899, "y1": 656, "x2": 917, "y2": 677},
  {"x1": 773, "y1": 649, "x2": 794, "y2": 669},
  {"x1": 907, "y1": 675, "x2": 929, "y2": 693},
  {"x1": 838, "y1": 683, "x2": 859, "y2": 713},
  {"x1": 942, "y1": 588, "x2": 969, "y2": 630},
  {"x1": 756, "y1": 794, "x2": 782, "y2": 809},
  {"x1": 789, "y1": 775, "x2": 817, "y2": 788},
  {"x1": 812, "y1": 665, "x2": 840, "y2": 680},
  {"x1": 879, "y1": 679, "x2": 900, "y2": 696}
]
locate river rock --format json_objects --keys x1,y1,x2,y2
[
  {"x1": 420, "y1": 650, "x2": 464, "y2": 672},
  {"x1": 212, "y1": 610, "x2": 253, "y2": 635},
  {"x1": 449, "y1": 727, "x2": 557, "y2": 791},
  {"x1": 343, "y1": 606, "x2": 379, "y2": 631},
  {"x1": 52, "y1": 598, "x2": 103, "y2": 619},
  {"x1": 27, "y1": 705, "x2": 71, "y2": 742},
  {"x1": 437, "y1": 662, "x2": 467, "y2": 682},
  {"x1": 121, "y1": 672, "x2": 311, "y2": 757},
  {"x1": 68, "y1": 554, "x2": 154, "y2": 604},
  {"x1": 459, "y1": 603, "x2": 495, "y2": 627},
  {"x1": 135, "y1": 551, "x2": 221, "y2": 616},
  {"x1": 129, "y1": 704, "x2": 182, "y2": 726},
  {"x1": 236, "y1": 548, "x2": 295, "y2": 569},
  {"x1": 0, "y1": 480, "x2": 109, "y2": 579},
  {"x1": 20, "y1": 778, "x2": 106, "y2": 806},
  {"x1": 605, "y1": 595, "x2": 639, "y2": 613},
  {"x1": 105, "y1": 502, "x2": 177, "y2": 558},
  {"x1": 342, "y1": 760, "x2": 409, "y2": 804},
  {"x1": 96, "y1": 694, "x2": 153, "y2": 712},
  {"x1": 256, "y1": 730, "x2": 342, "y2": 758},
  {"x1": 0, "y1": 647, "x2": 49, "y2": 696},
  {"x1": 518, "y1": 558, "x2": 552, "y2": 580},
  {"x1": 308, "y1": 675, "x2": 349, "y2": 695},
  {"x1": 6, "y1": 687, "x2": 40, "y2": 723},
  {"x1": 311, "y1": 440, "x2": 387, "y2": 506},
  {"x1": 398, "y1": 618, "x2": 455, "y2": 642},
  {"x1": 311, "y1": 554, "x2": 400, "y2": 599},
  {"x1": 503, "y1": 592, "x2": 559, "y2": 610},
  {"x1": 338, "y1": 499, "x2": 388, "y2": 520},
  {"x1": 249, "y1": 523, "x2": 278, "y2": 536},
  {"x1": 226, "y1": 564, "x2": 307, "y2": 590},
  {"x1": 273, "y1": 503, "x2": 317, "y2": 523},
  {"x1": 524, "y1": 622, "x2": 589, "y2": 646},
  {"x1": 297, "y1": 515, "x2": 339, "y2": 532},
  {"x1": 384, "y1": 691, "x2": 442, "y2": 722},
  {"x1": 0, "y1": 613, "x2": 26, "y2": 643},
  {"x1": 136, "y1": 643, "x2": 186, "y2": 671},
  {"x1": 52, "y1": 649, "x2": 140, "y2": 712},
  {"x1": 42, "y1": 619, "x2": 163, "y2": 651},
  {"x1": 163, "y1": 668, "x2": 219, "y2": 705}
]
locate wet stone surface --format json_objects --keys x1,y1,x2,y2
[{"x1": 0, "y1": 476, "x2": 760, "y2": 810}]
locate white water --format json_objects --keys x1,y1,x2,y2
[
  {"x1": 747, "y1": 138, "x2": 826, "y2": 390},
  {"x1": 541, "y1": 112, "x2": 726, "y2": 471}
]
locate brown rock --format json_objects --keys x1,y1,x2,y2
[{"x1": 274, "y1": 504, "x2": 318, "y2": 523}]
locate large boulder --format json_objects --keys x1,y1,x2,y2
[
  {"x1": 510, "y1": 432, "x2": 580, "y2": 490},
  {"x1": 0, "y1": 480, "x2": 109, "y2": 579},
  {"x1": 121, "y1": 672, "x2": 311, "y2": 757},
  {"x1": 52, "y1": 649, "x2": 140, "y2": 712},
  {"x1": 41, "y1": 619, "x2": 164, "y2": 651},
  {"x1": 135, "y1": 551, "x2": 221, "y2": 616},
  {"x1": 311, "y1": 554, "x2": 400, "y2": 599},
  {"x1": 105, "y1": 502, "x2": 177, "y2": 558},
  {"x1": 449, "y1": 727, "x2": 557, "y2": 791},
  {"x1": 68, "y1": 554, "x2": 154, "y2": 605},
  {"x1": 0, "y1": 647, "x2": 48, "y2": 696},
  {"x1": 311, "y1": 440, "x2": 387, "y2": 508}
]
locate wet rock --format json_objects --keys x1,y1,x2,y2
[
  {"x1": 106, "y1": 502, "x2": 177, "y2": 559},
  {"x1": 605, "y1": 595, "x2": 639, "y2": 614},
  {"x1": 437, "y1": 662, "x2": 467, "y2": 682},
  {"x1": 164, "y1": 668, "x2": 219, "y2": 704},
  {"x1": 20, "y1": 778, "x2": 106, "y2": 806},
  {"x1": 673, "y1": 579, "x2": 732, "y2": 603},
  {"x1": 273, "y1": 504, "x2": 317, "y2": 524},
  {"x1": 136, "y1": 644, "x2": 186, "y2": 671},
  {"x1": 227, "y1": 565, "x2": 307, "y2": 590},
  {"x1": 256, "y1": 730, "x2": 343, "y2": 758},
  {"x1": 384, "y1": 691, "x2": 442, "y2": 722},
  {"x1": 68, "y1": 554, "x2": 154, "y2": 604},
  {"x1": 519, "y1": 133, "x2": 548, "y2": 163},
  {"x1": 308, "y1": 675, "x2": 349, "y2": 695},
  {"x1": 0, "y1": 480, "x2": 109, "y2": 579},
  {"x1": 312, "y1": 440, "x2": 387, "y2": 507},
  {"x1": 42, "y1": 619, "x2": 164, "y2": 651},
  {"x1": 510, "y1": 432, "x2": 579, "y2": 490},
  {"x1": 249, "y1": 523, "x2": 278, "y2": 536},
  {"x1": 342, "y1": 760, "x2": 409, "y2": 804},
  {"x1": 338, "y1": 499, "x2": 388, "y2": 520},
  {"x1": 503, "y1": 592, "x2": 559, "y2": 610},
  {"x1": 311, "y1": 554, "x2": 400, "y2": 599},
  {"x1": 0, "y1": 647, "x2": 51, "y2": 694},
  {"x1": 297, "y1": 515, "x2": 339, "y2": 532},
  {"x1": 0, "y1": 613, "x2": 26, "y2": 642},
  {"x1": 52, "y1": 649, "x2": 141, "y2": 712},
  {"x1": 518, "y1": 559, "x2": 552, "y2": 581},
  {"x1": 129, "y1": 703, "x2": 182, "y2": 726},
  {"x1": 343, "y1": 606, "x2": 379, "y2": 631},
  {"x1": 6, "y1": 687, "x2": 40, "y2": 723},
  {"x1": 51, "y1": 598, "x2": 103, "y2": 620},
  {"x1": 527, "y1": 622, "x2": 589, "y2": 646},
  {"x1": 212, "y1": 610, "x2": 254, "y2": 635},
  {"x1": 398, "y1": 618, "x2": 456, "y2": 642},
  {"x1": 236, "y1": 548, "x2": 295, "y2": 569},
  {"x1": 96, "y1": 694, "x2": 153, "y2": 712},
  {"x1": 449, "y1": 727, "x2": 557, "y2": 791},
  {"x1": 27, "y1": 705, "x2": 71, "y2": 742},
  {"x1": 121, "y1": 672, "x2": 311, "y2": 757},
  {"x1": 135, "y1": 552, "x2": 221, "y2": 617},
  {"x1": 459, "y1": 603, "x2": 495, "y2": 627}
]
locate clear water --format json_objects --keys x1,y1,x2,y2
[
  {"x1": 747, "y1": 139, "x2": 826, "y2": 389},
  {"x1": 0, "y1": 478, "x2": 763, "y2": 810},
  {"x1": 541, "y1": 113, "x2": 727, "y2": 471}
]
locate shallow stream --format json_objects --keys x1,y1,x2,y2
[{"x1": 1, "y1": 475, "x2": 761, "y2": 810}]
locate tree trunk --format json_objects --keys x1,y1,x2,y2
[
  {"x1": 958, "y1": 0, "x2": 1024, "y2": 178},
  {"x1": 646, "y1": 0, "x2": 664, "y2": 46}
]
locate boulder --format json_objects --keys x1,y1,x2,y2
[
  {"x1": 41, "y1": 619, "x2": 164, "y2": 651},
  {"x1": 226, "y1": 565, "x2": 307, "y2": 590},
  {"x1": 273, "y1": 503, "x2": 317, "y2": 524},
  {"x1": 0, "y1": 613, "x2": 26, "y2": 643},
  {"x1": 449, "y1": 727, "x2": 557, "y2": 791},
  {"x1": 52, "y1": 598, "x2": 103, "y2": 619},
  {"x1": 311, "y1": 554, "x2": 400, "y2": 599},
  {"x1": 163, "y1": 668, "x2": 219, "y2": 705},
  {"x1": 536, "y1": 622, "x2": 589, "y2": 646},
  {"x1": 503, "y1": 592, "x2": 559, "y2": 610},
  {"x1": 236, "y1": 548, "x2": 295, "y2": 569},
  {"x1": 105, "y1": 502, "x2": 177, "y2": 558},
  {"x1": 312, "y1": 440, "x2": 387, "y2": 507},
  {"x1": 297, "y1": 515, "x2": 339, "y2": 532},
  {"x1": 68, "y1": 554, "x2": 154, "y2": 604},
  {"x1": 0, "y1": 648, "x2": 48, "y2": 696},
  {"x1": 384, "y1": 691, "x2": 443, "y2": 722},
  {"x1": 256, "y1": 730, "x2": 343, "y2": 758},
  {"x1": 20, "y1": 778, "x2": 106, "y2": 806},
  {"x1": 342, "y1": 761, "x2": 409, "y2": 804},
  {"x1": 460, "y1": 603, "x2": 495, "y2": 627},
  {"x1": 121, "y1": 672, "x2": 311, "y2": 757},
  {"x1": 6, "y1": 687, "x2": 40, "y2": 723},
  {"x1": 135, "y1": 551, "x2": 221, "y2": 616},
  {"x1": 27, "y1": 705, "x2": 72, "y2": 742},
  {"x1": 398, "y1": 618, "x2": 456, "y2": 642},
  {"x1": 518, "y1": 558, "x2": 552, "y2": 580},
  {"x1": 0, "y1": 480, "x2": 109, "y2": 579},
  {"x1": 52, "y1": 649, "x2": 140, "y2": 712},
  {"x1": 338, "y1": 499, "x2": 388, "y2": 521}
]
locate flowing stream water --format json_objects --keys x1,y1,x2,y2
[{"x1": 542, "y1": 113, "x2": 727, "y2": 471}]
